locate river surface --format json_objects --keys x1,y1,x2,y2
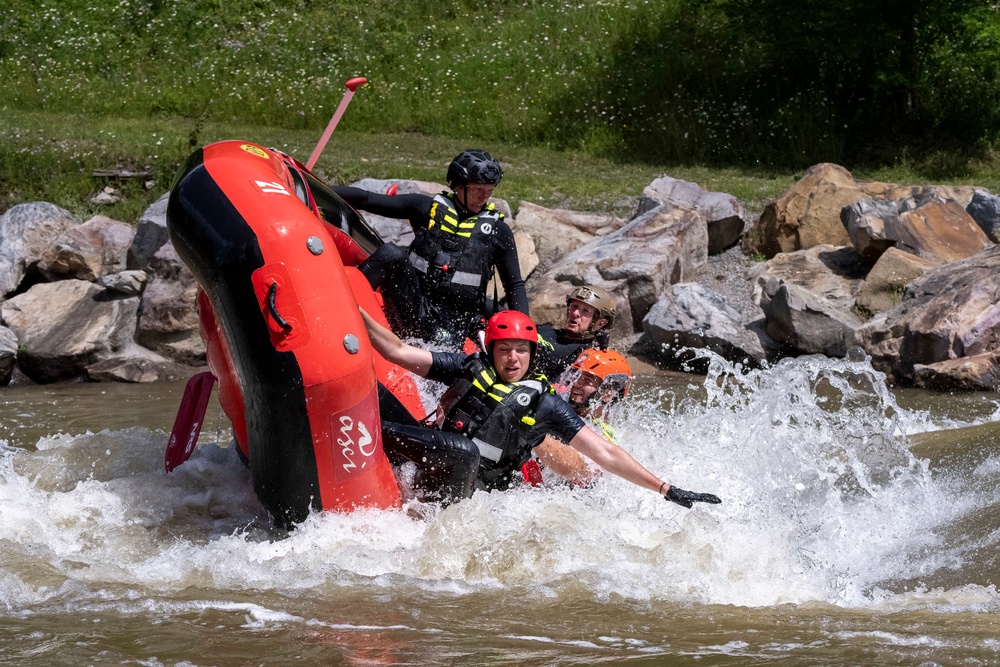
[{"x1": 1, "y1": 354, "x2": 999, "y2": 666}]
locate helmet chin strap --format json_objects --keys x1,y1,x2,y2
[{"x1": 453, "y1": 184, "x2": 473, "y2": 214}]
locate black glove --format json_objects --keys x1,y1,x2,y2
[{"x1": 664, "y1": 485, "x2": 722, "y2": 509}]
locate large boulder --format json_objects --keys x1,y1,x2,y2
[
  {"x1": 966, "y1": 189, "x2": 1000, "y2": 243},
  {"x1": 0, "y1": 325, "x2": 16, "y2": 386},
  {"x1": 512, "y1": 201, "x2": 623, "y2": 271},
  {"x1": 127, "y1": 191, "x2": 171, "y2": 271},
  {"x1": 642, "y1": 283, "x2": 767, "y2": 369},
  {"x1": 85, "y1": 344, "x2": 193, "y2": 383},
  {"x1": 637, "y1": 176, "x2": 746, "y2": 254},
  {"x1": 754, "y1": 245, "x2": 867, "y2": 357},
  {"x1": 37, "y1": 215, "x2": 135, "y2": 282},
  {"x1": 528, "y1": 205, "x2": 709, "y2": 335},
  {"x1": 0, "y1": 202, "x2": 81, "y2": 296},
  {"x1": 913, "y1": 352, "x2": 1000, "y2": 392},
  {"x1": 0, "y1": 280, "x2": 140, "y2": 383},
  {"x1": 853, "y1": 247, "x2": 936, "y2": 319},
  {"x1": 747, "y1": 163, "x2": 977, "y2": 258},
  {"x1": 841, "y1": 195, "x2": 990, "y2": 264},
  {"x1": 136, "y1": 242, "x2": 204, "y2": 365},
  {"x1": 855, "y1": 246, "x2": 1000, "y2": 383}
]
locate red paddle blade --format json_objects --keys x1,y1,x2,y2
[
  {"x1": 165, "y1": 372, "x2": 217, "y2": 472},
  {"x1": 521, "y1": 459, "x2": 544, "y2": 487}
]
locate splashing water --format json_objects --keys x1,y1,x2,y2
[{"x1": 0, "y1": 352, "x2": 998, "y2": 621}]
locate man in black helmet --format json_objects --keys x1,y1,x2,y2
[{"x1": 332, "y1": 149, "x2": 528, "y2": 347}]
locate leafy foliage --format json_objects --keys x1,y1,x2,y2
[{"x1": 1, "y1": 0, "x2": 999, "y2": 168}]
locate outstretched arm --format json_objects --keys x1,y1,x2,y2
[
  {"x1": 533, "y1": 435, "x2": 598, "y2": 486},
  {"x1": 359, "y1": 307, "x2": 433, "y2": 377},
  {"x1": 568, "y1": 426, "x2": 721, "y2": 508},
  {"x1": 332, "y1": 186, "x2": 432, "y2": 228}
]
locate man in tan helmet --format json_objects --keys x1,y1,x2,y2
[{"x1": 534, "y1": 285, "x2": 618, "y2": 380}]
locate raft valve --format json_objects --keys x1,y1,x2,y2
[{"x1": 307, "y1": 236, "x2": 324, "y2": 255}]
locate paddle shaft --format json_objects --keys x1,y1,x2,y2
[{"x1": 305, "y1": 77, "x2": 367, "y2": 170}]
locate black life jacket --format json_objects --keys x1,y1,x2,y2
[
  {"x1": 407, "y1": 192, "x2": 504, "y2": 307},
  {"x1": 535, "y1": 324, "x2": 610, "y2": 380},
  {"x1": 435, "y1": 352, "x2": 549, "y2": 488}
]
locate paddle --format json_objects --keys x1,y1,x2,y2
[
  {"x1": 305, "y1": 77, "x2": 367, "y2": 170},
  {"x1": 164, "y1": 371, "x2": 217, "y2": 472}
]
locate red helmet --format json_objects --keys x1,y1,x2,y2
[{"x1": 483, "y1": 310, "x2": 538, "y2": 348}]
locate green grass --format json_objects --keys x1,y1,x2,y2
[
  {"x1": 4, "y1": 108, "x2": 1000, "y2": 226},
  {"x1": 4, "y1": 0, "x2": 999, "y2": 171}
]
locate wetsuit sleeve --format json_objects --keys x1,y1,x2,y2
[
  {"x1": 331, "y1": 186, "x2": 432, "y2": 228},
  {"x1": 534, "y1": 393, "x2": 586, "y2": 444},
  {"x1": 493, "y1": 221, "x2": 529, "y2": 315},
  {"x1": 427, "y1": 351, "x2": 470, "y2": 384}
]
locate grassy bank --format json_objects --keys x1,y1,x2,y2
[
  {"x1": 0, "y1": 108, "x2": 804, "y2": 222},
  {"x1": 4, "y1": 108, "x2": 1000, "y2": 226},
  {"x1": 3, "y1": 0, "x2": 999, "y2": 170}
]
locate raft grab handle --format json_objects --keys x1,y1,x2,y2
[{"x1": 267, "y1": 282, "x2": 293, "y2": 330}]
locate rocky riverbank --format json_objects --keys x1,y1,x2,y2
[{"x1": 1, "y1": 159, "x2": 999, "y2": 392}]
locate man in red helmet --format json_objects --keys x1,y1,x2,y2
[
  {"x1": 362, "y1": 308, "x2": 721, "y2": 509},
  {"x1": 334, "y1": 149, "x2": 528, "y2": 347}
]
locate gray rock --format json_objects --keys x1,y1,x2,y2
[
  {"x1": 755, "y1": 245, "x2": 867, "y2": 357},
  {"x1": 0, "y1": 202, "x2": 81, "y2": 296},
  {"x1": 642, "y1": 283, "x2": 767, "y2": 369},
  {"x1": 136, "y1": 242, "x2": 204, "y2": 365},
  {"x1": 913, "y1": 352, "x2": 1000, "y2": 392},
  {"x1": 0, "y1": 325, "x2": 17, "y2": 386},
  {"x1": 638, "y1": 176, "x2": 746, "y2": 254},
  {"x1": 38, "y1": 215, "x2": 135, "y2": 282},
  {"x1": 853, "y1": 247, "x2": 936, "y2": 319},
  {"x1": 98, "y1": 270, "x2": 148, "y2": 296},
  {"x1": 1, "y1": 280, "x2": 140, "y2": 383},
  {"x1": 513, "y1": 201, "x2": 623, "y2": 271},
  {"x1": 856, "y1": 245, "x2": 1000, "y2": 383},
  {"x1": 127, "y1": 192, "x2": 170, "y2": 271},
  {"x1": 966, "y1": 189, "x2": 1000, "y2": 243},
  {"x1": 86, "y1": 343, "x2": 193, "y2": 383},
  {"x1": 528, "y1": 205, "x2": 709, "y2": 335},
  {"x1": 841, "y1": 195, "x2": 989, "y2": 264}
]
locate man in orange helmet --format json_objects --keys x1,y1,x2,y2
[
  {"x1": 362, "y1": 308, "x2": 721, "y2": 510},
  {"x1": 532, "y1": 348, "x2": 634, "y2": 485}
]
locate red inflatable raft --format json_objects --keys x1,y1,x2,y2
[{"x1": 167, "y1": 140, "x2": 423, "y2": 526}]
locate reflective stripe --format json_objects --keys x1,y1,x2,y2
[
  {"x1": 409, "y1": 254, "x2": 429, "y2": 273},
  {"x1": 410, "y1": 255, "x2": 481, "y2": 286},
  {"x1": 473, "y1": 437, "x2": 504, "y2": 462},
  {"x1": 452, "y1": 271, "x2": 481, "y2": 286}
]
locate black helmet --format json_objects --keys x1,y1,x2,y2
[{"x1": 447, "y1": 149, "x2": 503, "y2": 188}]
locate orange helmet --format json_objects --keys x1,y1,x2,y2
[{"x1": 570, "y1": 348, "x2": 632, "y2": 400}]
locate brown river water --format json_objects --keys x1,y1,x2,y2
[{"x1": 0, "y1": 353, "x2": 999, "y2": 666}]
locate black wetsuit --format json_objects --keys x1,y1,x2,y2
[
  {"x1": 333, "y1": 186, "x2": 528, "y2": 346},
  {"x1": 535, "y1": 323, "x2": 610, "y2": 380},
  {"x1": 378, "y1": 351, "x2": 585, "y2": 504}
]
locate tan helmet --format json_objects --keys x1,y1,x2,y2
[{"x1": 566, "y1": 285, "x2": 616, "y2": 327}]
